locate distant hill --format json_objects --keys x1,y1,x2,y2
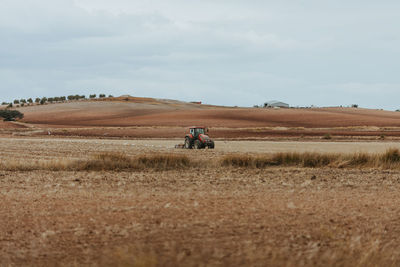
[{"x1": 14, "y1": 96, "x2": 400, "y2": 128}]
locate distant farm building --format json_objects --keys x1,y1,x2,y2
[{"x1": 264, "y1": 101, "x2": 289, "y2": 108}]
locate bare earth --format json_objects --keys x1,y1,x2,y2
[
  {"x1": 2, "y1": 138, "x2": 400, "y2": 266},
  {"x1": 5, "y1": 97, "x2": 400, "y2": 140}
]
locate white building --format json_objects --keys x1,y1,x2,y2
[{"x1": 264, "y1": 101, "x2": 289, "y2": 108}]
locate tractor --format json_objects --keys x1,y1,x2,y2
[{"x1": 184, "y1": 126, "x2": 215, "y2": 149}]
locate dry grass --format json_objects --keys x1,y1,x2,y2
[
  {"x1": 3, "y1": 149, "x2": 400, "y2": 172},
  {"x1": 0, "y1": 153, "x2": 192, "y2": 171},
  {"x1": 3, "y1": 138, "x2": 400, "y2": 266},
  {"x1": 222, "y1": 148, "x2": 400, "y2": 169},
  {"x1": 74, "y1": 153, "x2": 192, "y2": 171}
]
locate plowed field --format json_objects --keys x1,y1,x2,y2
[
  {"x1": 1, "y1": 137, "x2": 400, "y2": 266},
  {"x1": 4, "y1": 98, "x2": 400, "y2": 140},
  {"x1": 19, "y1": 100, "x2": 400, "y2": 128}
]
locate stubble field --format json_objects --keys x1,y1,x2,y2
[{"x1": 2, "y1": 137, "x2": 400, "y2": 266}]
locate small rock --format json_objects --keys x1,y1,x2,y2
[
  {"x1": 311, "y1": 175, "x2": 317, "y2": 180},
  {"x1": 287, "y1": 202, "x2": 296, "y2": 209}
]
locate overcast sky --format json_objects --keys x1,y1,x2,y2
[{"x1": 1, "y1": 0, "x2": 400, "y2": 109}]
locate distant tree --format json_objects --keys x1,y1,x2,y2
[
  {"x1": 60, "y1": 96, "x2": 66, "y2": 101},
  {"x1": 20, "y1": 99, "x2": 27, "y2": 104},
  {"x1": 108, "y1": 95, "x2": 113, "y2": 98},
  {"x1": 40, "y1": 97, "x2": 47, "y2": 105},
  {"x1": 1, "y1": 102, "x2": 8, "y2": 105},
  {"x1": 48, "y1": 97, "x2": 54, "y2": 103},
  {"x1": 99, "y1": 94, "x2": 106, "y2": 98},
  {"x1": 89, "y1": 94, "x2": 96, "y2": 99},
  {"x1": 67, "y1": 95, "x2": 74, "y2": 101},
  {"x1": 7, "y1": 103, "x2": 13, "y2": 108},
  {"x1": 80, "y1": 95, "x2": 86, "y2": 99},
  {"x1": 27, "y1": 98, "x2": 33, "y2": 104},
  {"x1": 35, "y1": 98, "x2": 41, "y2": 103},
  {"x1": 0, "y1": 110, "x2": 24, "y2": 121},
  {"x1": 13, "y1": 100, "x2": 20, "y2": 104}
]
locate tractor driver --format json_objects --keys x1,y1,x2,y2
[{"x1": 193, "y1": 128, "x2": 205, "y2": 137}]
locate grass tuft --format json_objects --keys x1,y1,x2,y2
[
  {"x1": 136, "y1": 154, "x2": 191, "y2": 170},
  {"x1": 222, "y1": 148, "x2": 400, "y2": 169},
  {"x1": 380, "y1": 148, "x2": 400, "y2": 163},
  {"x1": 73, "y1": 153, "x2": 192, "y2": 171}
]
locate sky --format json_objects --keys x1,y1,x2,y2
[{"x1": 1, "y1": 0, "x2": 400, "y2": 109}]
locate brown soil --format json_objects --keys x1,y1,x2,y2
[
  {"x1": 1, "y1": 137, "x2": 400, "y2": 266},
  {"x1": 27, "y1": 126, "x2": 400, "y2": 140},
  {"x1": 0, "y1": 121, "x2": 26, "y2": 129},
  {"x1": 6, "y1": 97, "x2": 400, "y2": 139},
  {"x1": 0, "y1": 138, "x2": 400, "y2": 266},
  {"x1": 2, "y1": 170, "x2": 400, "y2": 266},
  {"x1": 16, "y1": 98, "x2": 400, "y2": 128}
]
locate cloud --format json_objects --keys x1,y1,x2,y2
[{"x1": 0, "y1": 0, "x2": 400, "y2": 109}]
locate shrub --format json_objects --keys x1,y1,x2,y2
[
  {"x1": 99, "y1": 94, "x2": 106, "y2": 98},
  {"x1": 0, "y1": 110, "x2": 24, "y2": 121},
  {"x1": 90, "y1": 94, "x2": 97, "y2": 98},
  {"x1": 322, "y1": 133, "x2": 332, "y2": 140}
]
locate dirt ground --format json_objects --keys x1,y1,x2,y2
[
  {"x1": 18, "y1": 99, "x2": 400, "y2": 128},
  {"x1": 2, "y1": 138, "x2": 400, "y2": 266},
  {"x1": 1, "y1": 137, "x2": 400, "y2": 157},
  {"x1": 4, "y1": 98, "x2": 400, "y2": 140}
]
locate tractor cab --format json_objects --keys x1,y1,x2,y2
[{"x1": 190, "y1": 127, "x2": 206, "y2": 138}]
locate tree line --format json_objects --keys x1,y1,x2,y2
[{"x1": 2, "y1": 94, "x2": 113, "y2": 108}]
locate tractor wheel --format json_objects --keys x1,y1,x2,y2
[
  {"x1": 194, "y1": 140, "x2": 202, "y2": 149},
  {"x1": 208, "y1": 141, "x2": 215, "y2": 149},
  {"x1": 184, "y1": 137, "x2": 193, "y2": 149}
]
